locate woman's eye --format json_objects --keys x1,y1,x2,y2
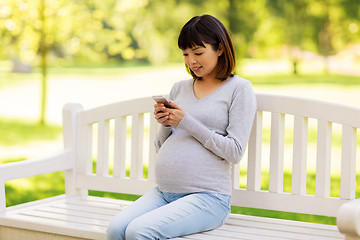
[
  {"x1": 195, "y1": 53, "x2": 203, "y2": 56},
  {"x1": 183, "y1": 53, "x2": 188, "y2": 56}
]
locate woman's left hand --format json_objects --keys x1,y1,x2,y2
[{"x1": 166, "y1": 101, "x2": 186, "y2": 127}]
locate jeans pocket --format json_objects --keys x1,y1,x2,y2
[{"x1": 209, "y1": 192, "x2": 231, "y2": 211}]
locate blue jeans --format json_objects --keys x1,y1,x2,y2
[{"x1": 106, "y1": 187, "x2": 231, "y2": 240}]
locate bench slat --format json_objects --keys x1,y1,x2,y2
[
  {"x1": 315, "y1": 120, "x2": 332, "y2": 198},
  {"x1": 54, "y1": 202, "x2": 121, "y2": 216},
  {"x1": 20, "y1": 209, "x2": 109, "y2": 227},
  {"x1": 257, "y1": 94, "x2": 360, "y2": 128},
  {"x1": 269, "y1": 112, "x2": 285, "y2": 193},
  {"x1": 2, "y1": 214, "x2": 106, "y2": 239},
  {"x1": 231, "y1": 189, "x2": 347, "y2": 216},
  {"x1": 218, "y1": 225, "x2": 339, "y2": 240},
  {"x1": 77, "y1": 97, "x2": 154, "y2": 125},
  {"x1": 38, "y1": 206, "x2": 113, "y2": 221},
  {"x1": 77, "y1": 124, "x2": 93, "y2": 176},
  {"x1": 130, "y1": 113, "x2": 144, "y2": 179},
  {"x1": 226, "y1": 216, "x2": 342, "y2": 238},
  {"x1": 113, "y1": 116, "x2": 127, "y2": 178},
  {"x1": 340, "y1": 125, "x2": 357, "y2": 200},
  {"x1": 97, "y1": 119, "x2": 110, "y2": 177},
  {"x1": 180, "y1": 233, "x2": 247, "y2": 240},
  {"x1": 247, "y1": 111, "x2": 263, "y2": 191},
  {"x1": 148, "y1": 115, "x2": 159, "y2": 181},
  {"x1": 76, "y1": 174, "x2": 156, "y2": 196},
  {"x1": 292, "y1": 116, "x2": 308, "y2": 196},
  {"x1": 68, "y1": 198, "x2": 126, "y2": 211}
]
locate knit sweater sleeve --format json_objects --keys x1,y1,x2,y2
[
  {"x1": 177, "y1": 82, "x2": 257, "y2": 164},
  {"x1": 154, "y1": 85, "x2": 178, "y2": 152}
]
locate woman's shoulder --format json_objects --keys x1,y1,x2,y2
[
  {"x1": 171, "y1": 78, "x2": 193, "y2": 92},
  {"x1": 169, "y1": 78, "x2": 193, "y2": 97},
  {"x1": 226, "y1": 75, "x2": 254, "y2": 94},
  {"x1": 230, "y1": 75, "x2": 252, "y2": 86},
  {"x1": 172, "y1": 78, "x2": 193, "y2": 88}
]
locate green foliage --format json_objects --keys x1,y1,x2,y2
[
  {"x1": 1, "y1": 0, "x2": 359, "y2": 66},
  {"x1": 1, "y1": 0, "x2": 358, "y2": 122}
]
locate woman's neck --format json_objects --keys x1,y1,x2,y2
[{"x1": 193, "y1": 76, "x2": 230, "y2": 100}]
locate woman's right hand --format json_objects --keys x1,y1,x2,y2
[{"x1": 154, "y1": 103, "x2": 170, "y2": 126}]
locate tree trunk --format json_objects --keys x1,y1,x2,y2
[{"x1": 39, "y1": 0, "x2": 47, "y2": 125}]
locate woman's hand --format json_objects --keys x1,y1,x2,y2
[
  {"x1": 153, "y1": 101, "x2": 186, "y2": 127},
  {"x1": 154, "y1": 103, "x2": 170, "y2": 126},
  {"x1": 166, "y1": 101, "x2": 185, "y2": 127}
]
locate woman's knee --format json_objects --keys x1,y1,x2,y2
[
  {"x1": 125, "y1": 218, "x2": 162, "y2": 240},
  {"x1": 106, "y1": 217, "x2": 126, "y2": 240}
]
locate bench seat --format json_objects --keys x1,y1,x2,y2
[{"x1": 0, "y1": 195, "x2": 344, "y2": 240}]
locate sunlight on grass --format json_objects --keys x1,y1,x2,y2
[
  {"x1": 0, "y1": 117, "x2": 62, "y2": 147},
  {"x1": 5, "y1": 172, "x2": 65, "y2": 207},
  {"x1": 247, "y1": 73, "x2": 360, "y2": 86}
]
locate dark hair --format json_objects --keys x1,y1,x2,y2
[{"x1": 178, "y1": 14, "x2": 236, "y2": 81}]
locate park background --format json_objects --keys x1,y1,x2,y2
[{"x1": 1, "y1": 0, "x2": 360, "y2": 225}]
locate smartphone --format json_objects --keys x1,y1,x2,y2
[{"x1": 152, "y1": 95, "x2": 173, "y2": 108}]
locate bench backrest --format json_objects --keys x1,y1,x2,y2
[{"x1": 65, "y1": 94, "x2": 360, "y2": 217}]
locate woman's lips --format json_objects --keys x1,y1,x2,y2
[{"x1": 192, "y1": 66, "x2": 202, "y2": 73}]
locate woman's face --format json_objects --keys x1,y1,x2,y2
[{"x1": 182, "y1": 43, "x2": 223, "y2": 80}]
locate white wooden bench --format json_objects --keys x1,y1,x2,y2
[{"x1": 1, "y1": 94, "x2": 360, "y2": 240}]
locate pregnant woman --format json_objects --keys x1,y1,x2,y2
[{"x1": 107, "y1": 14, "x2": 257, "y2": 240}]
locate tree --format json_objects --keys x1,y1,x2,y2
[
  {"x1": 0, "y1": 0, "x2": 146, "y2": 123},
  {"x1": 266, "y1": 0, "x2": 311, "y2": 74},
  {"x1": 266, "y1": 0, "x2": 360, "y2": 74},
  {"x1": 0, "y1": 0, "x2": 76, "y2": 124},
  {"x1": 227, "y1": 0, "x2": 266, "y2": 58},
  {"x1": 308, "y1": 0, "x2": 360, "y2": 72}
]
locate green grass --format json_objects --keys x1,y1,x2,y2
[
  {"x1": 0, "y1": 117, "x2": 62, "y2": 147},
  {"x1": 0, "y1": 61, "x2": 179, "y2": 85},
  {"x1": 5, "y1": 171, "x2": 65, "y2": 207},
  {"x1": 248, "y1": 73, "x2": 360, "y2": 87}
]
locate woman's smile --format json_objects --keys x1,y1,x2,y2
[{"x1": 191, "y1": 66, "x2": 202, "y2": 73}]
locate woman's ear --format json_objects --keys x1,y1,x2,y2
[{"x1": 218, "y1": 43, "x2": 224, "y2": 56}]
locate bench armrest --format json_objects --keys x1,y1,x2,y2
[
  {"x1": 337, "y1": 199, "x2": 360, "y2": 238},
  {"x1": 0, "y1": 149, "x2": 74, "y2": 212}
]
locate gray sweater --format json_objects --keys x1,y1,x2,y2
[{"x1": 154, "y1": 76, "x2": 257, "y2": 195}]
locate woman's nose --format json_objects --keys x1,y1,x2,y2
[{"x1": 189, "y1": 56, "x2": 197, "y2": 64}]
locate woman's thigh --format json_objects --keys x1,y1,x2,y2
[
  {"x1": 106, "y1": 187, "x2": 167, "y2": 240},
  {"x1": 125, "y1": 192, "x2": 231, "y2": 240}
]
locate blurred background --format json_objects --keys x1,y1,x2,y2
[{"x1": 1, "y1": 0, "x2": 360, "y2": 222}]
